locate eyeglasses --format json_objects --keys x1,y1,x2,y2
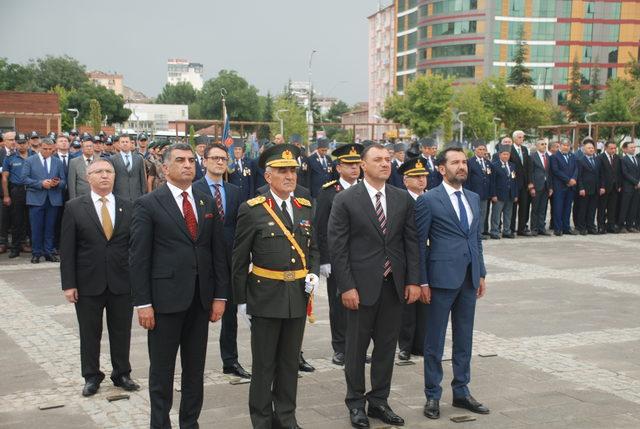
[{"x1": 206, "y1": 156, "x2": 229, "y2": 163}]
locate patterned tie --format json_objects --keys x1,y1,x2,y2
[
  {"x1": 86, "y1": 157, "x2": 92, "y2": 166},
  {"x1": 125, "y1": 154, "x2": 131, "y2": 171},
  {"x1": 542, "y1": 153, "x2": 547, "y2": 170},
  {"x1": 454, "y1": 191, "x2": 469, "y2": 233},
  {"x1": 375, "y1": 192, "x2": 392, "y2": 277},
  {"x1": 181, "y1": 191, "x2": 198, "y2": 240},
  {"x1": 99, "y1": 197, "x2": 113, "y2": 240},
  {"x1": 213, "y1": 184, "x2": 224, "y2": 221}
]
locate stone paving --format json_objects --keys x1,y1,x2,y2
[{"x1": 2, "y1": 233, "x2": 640, "y2": 428}]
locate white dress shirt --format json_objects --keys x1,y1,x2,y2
[
  {"x1": 166, "y1": 182, "x2": 198, "y2": 221},
  {"x1": 363, "y1": 179, "x2": 387, "y2": 216},
  {"x1": 271, "y1": 192, "x2": 293, "y2": 222},
  {"x1": 91, "y1": 191, "x2": 116, "y2": 226},
  {"x1": 442, "y1": 181, "x2": 474, "y2": 225},
  {"x1": 120, "y1": 151, "x2": 133, "y2": 169},
  {"x1": 38, "y1": 153, "x2": 50, "y2": 174},
  {"x1": 408, "y1": 190, "x2": 420, "y2": 201},
  {"x1": 339, "y1": 178, "x2": 356, "y2": 190}
]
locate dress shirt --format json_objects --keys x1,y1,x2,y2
[
  {"x1": 271, "y1": 192, "x2": 293, "y2": 222},
  {"x1": 442, "y1": 181, "x2": 474, "y2": 225},
  {"x1": 408, "y1": 190, "x2": 421, "y2": 201},
  {"x1": 120, "y1": 151, "x2": 132, "y2": 168},
  {"x1": 339, "y1": 178, "x2": 356, "y2": 190},
  {"x1": 514, "y1": 144, "x2": 524, "y2": 162},
  {"x1": 85, "y1": 157, "x2": 93, "y2": 165},
  {"x1": 91, "y1": 191, "x2": 116, "y2": 227},
  {"x1": 363, "y1": 178, "x2": 387, "y2": 216},
  {"x1": 204, "y1": 175, "x2": 226, "y2": 214},
  {"x1": 59, "y1": 152, "x2": 69, "y2": 167},
  {"x1": 38, "y1": 153, "x2": 50, "y2": 174},
  {"x1": 537, "y1": 151, "x2": 547, "y2": 166},
  {"x1": 166, "y1": 181, "x2": 198, "y2": 221}
]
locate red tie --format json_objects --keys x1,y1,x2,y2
[
  {"x1": 181, "y1": 191, "x2": 197, "y2": 240},
  {"x1": 542, "y1": 153, "x2": 547, "y2": 170},
  {"x1": 213, "y1": 184, "x2": 224, "y2": 221}
]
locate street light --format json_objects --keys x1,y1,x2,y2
[
  {"x1": 456, "y1": 112, "x2": 467, "y2": 146},
  {"x1": 67, "y1": 108, "x2": 79, "y2": 129},
  {"x1": 275, "y1": 109, "x2": 289, "y2": 136},
  {"x1": 307, "y1": 49, "x2": 317, "y2": 149},
  {"x1": 570, "y1": 121, "x2": 579, "y2": 147},
  {"x1": 585, "y1": 112, "x2": 598, "y2": 137}
]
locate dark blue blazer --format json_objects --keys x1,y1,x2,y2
[
  {"x1": 21, "y1": 154, "x2": 67, "y2": 206},
  {"x1": 192, "y1": 177, "x2": 240, "y2": 269},
  {"x1": 464, "y1": 156, "x2": 491, "y2": 200},
  {"x1": 249, "y1": 157, "x2": 266, "y2": 197},
  {"x1": 421, "y1": 155, "x2": 442, "y2": 190},
  {"x1": 54, "y1": 153, "x2": 71, "y2": 179},
  {"x1": 415, "y1": 184, "x2": 486, "y2": 290},
  {"x1": 388, "y1": 160, "x2": 405, "y2": 189},
  {"x1": 194, "y1": 157, "x2": 206, "y2": 181},
  {"x1": 490, "y1": 160, "x2": 518, "y2": 202},
  {"x1": 227, "y1": 157, "x2": 253, "y2": 202},
  {"x1": 577, "y1": 156, "x2": 602, "y2": 195},
  {"x1": 550, "y1": 151, "x2": 578, "y2": 192},
  {"x1": 307, "y1": 153, "x2": 333, "y2": 198}
]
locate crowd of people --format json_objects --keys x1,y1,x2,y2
[{"x1": 1, "y1": 126, "x2": 639, "y2": 428}]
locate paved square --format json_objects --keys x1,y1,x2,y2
[{"x1": 2, "y1": 233, "x2": 640, "y2": 428}]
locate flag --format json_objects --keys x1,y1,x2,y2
[{"x1": 222, "y1": 99, "x2": 233, "y2": 147}]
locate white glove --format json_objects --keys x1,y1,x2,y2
[
  {"x1": 319, "y1": 264, "x2": 332, "y2": 278},
  {"x1": 305, "y1": 273, "x2": 319, "y2": 294},
  {"x1": 237, "y1": 303, "x2": 251, "y2": 328}
]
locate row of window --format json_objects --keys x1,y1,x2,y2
[
  {"x1": 397, "y1": 53, "x2": 417, "y2": 71},
  {"x1": 494, "y1": 22, "x2": 621, "y2": 43},
  {"x1": 428, "y1": 20, "x2": 477, "y2": 37},
  {"x1": 493, "y1": 0, "x2": 620, "y2": 19},
  {"x1": 397, "y1": 0, "x2": 417, "y2": 14},
  {"x1": 431, "y1": 43, "x2": 477, "y2": 58},
  {"x1": 397, "y1": 32, "x2": 418, "y2": 52},
  {"x1": 431, "y1": 0, "x2": 478, "y2": 15},
  {"x1": 491, "y1": 65, "x2": 618, "y2": 85},
  {"x1": 494, "y1": 44, "x2": 620, "y2": 65}
]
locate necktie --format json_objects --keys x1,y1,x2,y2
[
  {"x1": 454, "y1": 191, "x2": 469, "y2": 233},
  {"x1": 86, "y1": 158, "x2": 92, "y2": 166},
  {"x1": 181, "y1": 191, "x2": 197, "y2": 240},
  {"x1": 633, "y1": 156, "x2": 638, "y2": 166},
  {"x1": 589, "y1": 156, "x2": 595, "y2": 168},
  {"x1": 213, "y1": 184, "x2": 224, "y2": 221},
  {"x1": 517, "y1": 147, "x2": 523, "y2": 162},
  {"x1": 99, "y1": 197, "x2": 113, "y2": 240},
  {"x1": 43, "y1": 157, "x2": 49, "y2": 174},
  {"x1": 321, "y1": 157, "x2": 327, "y2": 169},
  {"x1": 125, "y1": 154, "x2": 131, "y2": 171},
  {"x1": 237, "y1": 159, "x2": 242, "y2": 171},
  {"x1": 504, "y1": 162, "x2": 510, "y2": 176},
  {"x1": 479, "y1": 158, "x2": 485, "y2": 172},
  {"x1": 375, "y1": 192, "x2": 392, "y2": 277},
  {"x1": 62, "y1": 155, "x2": 67, "y2": 168},
  {"x1": 564, "y1": 154, "x2": 569, "y2": 163},
  {"x1": 280, "y1": 200, "x2": 293, "y2": 229},
  {"x1": 542, "y1": 153, "x2": 547, "y2": 170},
  {"x1": 609, "y1": 155, "x2": 613, "y2": 166},
  {"x1": 428, "y1": 157, "x2": 434, "y2": 170}
]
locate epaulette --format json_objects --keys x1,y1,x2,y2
[
  {"x1": 322, "y1": 180, "x2": 337, "y2": 189},
  {"x1": 247, "y1": 195, "x2": 266, "y2": 207},
  {"x1": 295, "y1": 197, "x2": 312, "y2": 207}
]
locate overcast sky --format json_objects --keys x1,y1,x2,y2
[{"x1": 2, "y1": 0, "x2": 387, "y2": 105}]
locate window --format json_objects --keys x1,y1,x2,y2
[
  {"x1": 510, "y1": 0, "x2": 525, "y2": 17},
  {"x1": 431, "y1": 66, "x2": 475, "y2": 78},
  {"x1": 419, "y1": 4, "x2": 428, "y2": 17},
  {"x1": 408, "y1": 11, "x2": 418, "y2": 29},
  {"x1": 531, "y1": 22, "x2": 555, "y2": 40},
  {"x1": 508, "y1": 22, "x2": 525, "y2": 39},
  {"x1": 557, "y1": 24, "x2": 570, "y2": 40},
  {"x1": 584, "y1": 47, "x2": 592, "y2": 62},
  {"x1": 432, "y1": 0, "x2": 478, "y2": 15},
  {"x1": 419, "y1": 48, "x2": 427, "y2": 60},
  {"x1": 601, "y1": 4, "x2": 620, "y2": 19},
  {"x1": 397, "y1": 35, "x2": 406, "y2": 52},
  {"x1": 431, "y1": 44, "x2": 477, "y2": 58},
  {"x1": 532, "y1": 0, "x2": 555, "y2": 17},
  {"x1": 602, "y1": 25, "x2": 620, "y2": 43},
  {"x1": 407, "y1": 32, "x2": 417, "y2": 50},
  {"x1": 419, "y1": 26, "x2": 428, "y2": 39},
  {"x1": 556, "y1": 46, "x2": 569, "y2": 61},
  {"x1": 430, "y1": 20, "x2": 477, "y2": 37},
  {"x1": 396, "y1": 76, "x2": 405, "y2": 92},
  {"x1": 584, "y1": 24, "x2": 593, "y2": 41},
  {"x1": 407, "y1": 53, "x2": 417, "y2": 69},
  {"x1": 584, "y1": 2, "x2": 595, "y2": 18},
  {"x1": 530, "y1": 45, "x2": 555, "y2": 62},
  {"x1": 558, "y1": 1, "x2": 572, "y2": 17},
  {"x1": 397, "y1": 16, "x2": 406, "y2": 33}
]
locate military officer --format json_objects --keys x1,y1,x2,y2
[
  {"x1": 314, "y1": 143, "x2": 363, "y2": 366},
  {"x1": 232, "y1": 143, "x2": 319, "y2": 429},
  {"x1": 228, "y1": 140, "x2": 253, "y2": 203}
]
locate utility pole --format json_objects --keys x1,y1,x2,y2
[{"x1": 456, "y1": 112, "x2": 467, "y2": 147}]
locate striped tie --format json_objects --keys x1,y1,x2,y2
[
  {"x1": 375, "y1": 192, "x2": 392, "y2": 278},
  {"x1": 213, "y1": 184, "x2": 224, "y2": 221}
]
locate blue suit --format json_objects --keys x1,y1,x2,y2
[
  {"x1": 464, "y1": 156, "x2": 491, "y2": 201},
  {"x1": 388, "y1": 159, "x2": 405, "y2": 189},
  {"x1": 227, "y1": 157, "x2": 253, "y2": 202},
  {"x1": 307, "y1": 153, "x2": 333, "y2": 198},
  {"x1": 21, "y1": 154, "x2": 67, "y2": 257},
  {"x1": 249, "y1": 157, "x2": 266, "y2": 197},
  {"x1": 549, "y1": 151, "x2": 578, "y2": 232},
  {"x1": 415, "y1": 184, "x2": 486, "y2": 400},
  {"x1": 421, "y1": 155, "x2": 442, "y2": 190}
]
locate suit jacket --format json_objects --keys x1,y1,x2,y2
[
  {"x1": 67, "y1": 156, "x2": 92, "y2": 199},
  {"x1": 314, "y1": 180, "x2": 345, "y2": 265},
  {"x1": 110, "y1": 152, "x2": 147, "y2": 201},
  {"x1": 192, "y1": 177, "x2": 241, "y2": 269},
  {"x1": 421, "y1": 155, "x2": 442, "y2": 190},
  {"x1": 249, "y1": 157, "x2": 266, "y2": 197},
  {"x1": 510, "y1": 144, "x2": 530, "y2": 190},
  {"x1": 194, "y1": 156, "x2": 206, "y2": 181},
  {"x1": 228, "y1": 156, "x2": 253, "y2": 202},
  {"x1": 490, "y1": 160, "x2": 518, "y2": 201},
  {"x1": 307, "y1": 153, "x2": 334, "y2": 198},
  {"x1": 415, "y1": 184, "x2": 486, "y2": 290},
  {"x1": 0, "y1": 148, "x2": 6, "y2": 197},
  {"x1": 60, "y1": 194, "x2": 132, "y2": 296},
  {"x1": 129, "y1": 184, "x2": 229, "y2": 313},
  {"x1": 464, "y1": 156, "x2": 491, "y2": 200},
  {"x1": 598, "y1": 152, "x2": 622, "y2": 192},
  {"x1": 621, "y1": 154, "x2": 640, "y2": 193},
  {"x1": 328, "y1": 182, "x2": 420, "y2": 306},
  {"x1": 257, "y1": 183, "x2": 311, "y2": 200},
  {"x1": 549, "y1": 151, "x2": 578, "y2": 191},
  {"x1": 387, "y1": 159, "x2": 405, "y2": 190},
  {"x1": 54, "y1": 152, "x2": 71, "y2": 180},
  {"x1": 577, "y1": 156, "x2": 601, "y2": 195},
  {"x1": 21, "y1": 154, "x2": 67, "y2": 206},
  {"x1": 528, "y1": 151, "x2": 551, "y2": 192}
]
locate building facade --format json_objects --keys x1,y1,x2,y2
[
  {"x1": 88, "y1": 71, "x2": 124, "y2": 95},
  {"x1": 0, "y1": 91, "x2": 61, "y2": 134},
  {"x1": 393, "y1": 0, "x2": 640, "y2": 104},
  {"x1": 167, "y1": 59, "x2": 204, "y2": 90},
  {"x1": 123, "y1": 103, "x2": 189, "y2": 133}
]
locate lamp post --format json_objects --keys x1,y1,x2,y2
[
  {"x1": 456, "y1": 111, "x2": 467, "y2": 146},
  {"x1": 585, "y1": 112, "x2": 598, "y2": 137},
  {"x1": 307, "y1": 49, "x2": 317, "y2": 151},
  {"x1": 67, "y1": 108, "x2": 79, "y2": 130},
  {"x1": 275, "y1": 109, "x2": 288, "y2": 136}
]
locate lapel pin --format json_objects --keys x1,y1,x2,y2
[
  {"x1": 119, "y1": 208, "x2": 122, "y2": 212},
  {"x1": 199, "y1": 200, "x2": 204, "y2": 206},
  {"x1": 268, "y1": 221, "x2": 275, "y2": 226}
]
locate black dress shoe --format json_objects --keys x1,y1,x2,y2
[
  {"x1": 298, "y1": 352, "x2": 315, "y2": 372},
  {"x1": 503, "y1": 233, "x2": 515, "y2": 238},
  {"x1": 452, "y1": 395, "x2": 490, "y2": 414},
  {"x1": 490, "y1": 234, "x2": 500, "y2": 239},
  {"x1": 44, "y1": 254, "x2": 60, "y2": 262},
  {"x1": 331, "y1": 352, "x2": 345, "y2": 366},
  {"x1": 553, "y1": 230, "x2": 563, "y2": 236},
  {"x1": 223, "y1": 362, "x2": 251, "y2": 379},
  {"x1": 8, "y1": 250, "x2": 19, "y2": 258},
  {"x1": 540, "y1": 230, "x2": 552, "y2": 236},
  {"x1": 423, "y1": 398, "x2": 440, "y2": 419},
  {"x1": 31, "y1": 255, "x2": 41, "y2": 264},
  {"x1": 517, "y1": 230, "x2": 532, "y2": 236},
  {"x1": 579, "y1": 230, "x2": 588, "y2": 235},
  {"x1": 82, "y1": 380, "x2": 100, "y2": 397},
  {"x1": 112, "y1": 374, "x2": 140, "y2": 391},
  {"x1": 398, "y1": 350, "x2": 411, "y2": 361},
  {"x1": 349, "y1": 408, "x2": 369, "y2": 428},
  {"x1": 565, "y1": 229, "x2": 579, "y2": 235},
  {"x1": 530, "y1": 231, "x2": 538, "y2": 237},
  {"x1": 367, "y1": 404, "x2": 404, "y2": 426}
]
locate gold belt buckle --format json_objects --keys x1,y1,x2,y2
[{"x1": 283, "y1": 271, "x2": 295, "y2": 281}]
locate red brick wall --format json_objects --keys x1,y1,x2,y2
[
  {"x1": 15, "y1": 118, "x2": 60, "y2": 135},
  {"x1": 0, "y1": 91, "x2": 59, "y2": 114}
]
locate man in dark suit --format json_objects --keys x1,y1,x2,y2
[
  {"x1": 130, "y1": 143, "x2": 228, "y2": 428},
  {"x1": 60, "y1": 159, "x2": 140, "y2": 397},
  {"x1": 387, "y1": 143, "x2": 405, "y2": 189},
  {"x1": 110, "y1": 134, "x2": 147, "y2": 202},
  {"x1": 328, "y1": 143, "x2": 420, "y2": 428},
  {"x1": 420, "y1": 138, "x2": 442, "y2": 190},
  {"x1": 193, "y1": 143, "x2": 250, "y2": 380},
  {"x1": 193, "y1": 137, "x2": 207, "y2": 181},
  {"x1": 291, "y1": 134, "x2": 310, "y2": 190},
  {"x1": 618, "y1": 141, "x2": 640, "y2": 232},
  {"x1": 415, "y1": 146, "x2": 489, "y2": 420},
  {"x1": 21, "y1": 137, "x2": 66, "y2": 263},
  {"x1": 307, "y1": 138, "x2": 333, "y2": 199},
  {"x1": 228, "y1": 140, "x2": 253, "y2": 202},
  {"x1": 510, "y1": 131, "x2": 531, "y2": 236},
  {"x1": 528, "y1": 138, "x2": 552, "y2": 236},
  {"x1": 67, "y1": 138, "x2": 95, "y2": 199},
  {"x1": 314, "y1": 143, "x2": 363, "y2": 366},
  {"x1": 489, "y1": 145, "x2": 518, "y2": 239},
  {"x1": 598, "y1": 141, "x2": 622, "y2": 233},
  {"x1": 232, "y1": 144, "x2": 319, "y2": 429},
  {"x1": 575, "y1": 139, "x2": 604, "y2": 234},
  {"x1": 464, "y1": 141, "x2": 492, "y2": 237},
  {"x1": 549, "y1": 139, "x2": 579, "y2": 235}
]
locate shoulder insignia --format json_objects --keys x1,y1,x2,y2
[
  {"x1": 322, "y1": 180, "x2": 337, "y2": 189},
  {"x1": 295, "y1": 197, "x2": 312, "y2": 207},
  {"x1": 247, "y1": 195, "x2": 266, "y2": 207}
]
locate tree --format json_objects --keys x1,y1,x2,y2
[
  {"x1": 593, "y1": 79, "x2": 634, "y2": 123},
  {"x1": 156, "y1": 82, "x2": 198, "y2": 105},
  {"x1": 66, "y1": 82, "x2": 131, "y2": 125},
  {"x1": 590, "y1": 65, "x2": 602, "y2": 103},
  {"x1": 626, "y1": 55, "x2": 640, "y2": 81},
  {"x1": 323, "y1": 100, "x2": 350, "y2": 140},
  {"x1": 30, "y1": 55, "x2": 88, "y2": 91},
  {"x1": 189, "y1": 125, "x2": 196, "y2": 146},
  {"x1": 191, "y1": 70, "x2": 261, "y2": 121},
  {"x1": 442, "y1": 106, "x2": 453, "y2": 142},
  {"x1": 257, "y1": 92, "x2": 274, "y2": 140},
  {"x1": 383, "y1": 74, "x2": 454, "y2": 137},
  {"x1": 269, "y1": 96, "x2": 307, "y2": 140},
  {"x1": 452, "y1": 85, "x2": 494, "y2": 141},
  {"x1": 566, "y1": 57, "x2": 590, "y2": 122},
  {"x1": 88, "y1": 99, "x2": 102, "y2": 134},
  {"x1": 508, "y1": 31, "x2": 534, "y2": 86},
  {"x1": 0, "y1": 58, "x2": 39, "y2": 91}
]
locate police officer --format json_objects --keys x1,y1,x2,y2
[
  {"x1": 307, "y1": 137, "x2": 333, "y2": 200},
  {"x1": 136, "y1": 133, "x2": 151, "y2": 159},
  {"x1": 228, "y1": 140, "x2": 253, "y2": 203},
  {"x1": 314, "y1": 143, "x2": 363, "y2": 366},
  {"x1": 1, "y1": 133, "x2": 30, "y2": 258},
  {"x1": 232, "y1": 143, "x2": 319, "y2": 429}
]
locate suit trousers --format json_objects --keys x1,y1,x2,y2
[
  {"x1": 345, "y1": 277, "x2": 403, "y2": 410},
  {"x1": 530, "y1": 189, "x2": 549, "y2": 233},
  {"x1": 74, "y1": 289, "x2": 133, "y2": 381},
  {"x1": 552, "y1": 188, "x2": 574, "y2": 232},
  {"x1": 618, "y1": 190, "x2": 640, "y2": 229},
  {"x1": 327, "y1": 274, "x2": 346, "y2": 354},
  {"x1": 490, "y1": 200, "x2": 513, "y2": 235},
  {"x1": 8, "y1": 185, "x2": 28, "y2": 251},
  {"x1": 598, "y1": 190, "x2": 618, "y2": 230},
  {"x1": 478, "y1": 199, "x2": 488, "y2": 235},
  {"x1": 220, "y1": 300, "x2": 239, "y2": 368},
  {"x1": 147, "y1": 285, "x2": 210, "y2": 429},
  {"x1": 575, "y1": 194, "x2": 598, "y2": 232},
  {"x1": 399, "y1": 301, "x2": 428, "y2": 355},
  {"x1": 249, "y1": 315, "x2": 306, "y2": 429},
  {"x1": 510, "y1": 187, "x2": 530, "y2": 233},
  {"x1": 423, "y1": 267, "x2": 476, "y2": 400},
  {"x1": 28, "y1": 197, "x2": 59, "y2": 256}
]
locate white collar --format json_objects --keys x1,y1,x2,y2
[
  {"x1": 339, "y1": 177, "x2": 355, "y2": 190},
  {"x1": 167, "y1": 181, "x2": 193, "y2": 200},
  {"x1": 442, "y1": 180, "x2": 463, "y2": 197},
  {"x1": 91, "y1": 191, "x2": 114, "y2": 204},
  {"x1": 363, "y1": 178, "x2": 385, "y2": 199},
  {"x1": 270, "y1": 191, "x2": 291, "y2": 209},
  {"x1": 408, "y1": 190, "x2": 421, "y2": 200}
]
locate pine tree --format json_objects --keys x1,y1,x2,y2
[
  {"x1": 508, "y1": 29, "x2": 534, "y2": 86},
  {"x1": 566, "y1": 58, "x2": 591, "y2": 121},
  {"x1": 89, "y1": 99, "x2": 102, "y2": 135}
]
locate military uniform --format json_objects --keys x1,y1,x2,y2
[
  {"x1": 228, "y1": 153, "x2": 253, "y2": 203},
  {"x1": 232, "y1": 144, "x2": 319, "y2": 429}
]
